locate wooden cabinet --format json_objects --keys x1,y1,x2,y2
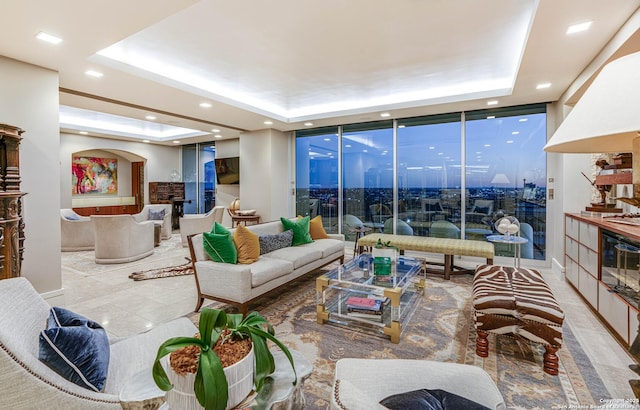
[
  {"x1": 149, "y1": 182, "x2": 185, "y2": 204},
  {"x1": 73, "y1": 205, "x2": 138, "y2": 216},
  {"x1": 0, "y1": 124, "x2": 26, "y2": 280},
  {"x1": 564, "y1": 213, "x2": 640, "y2": 348}
]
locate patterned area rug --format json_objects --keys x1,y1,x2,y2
[
  {"x1": 128, "y1": 259, "x2": 193, "y2": 281},
  {"x1": 190, "y1": 271, "x2": 611, "y2": 410}
]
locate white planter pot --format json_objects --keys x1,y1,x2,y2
[{"x1": 164, "y1": 346, "x2": 254, "y2": 410}]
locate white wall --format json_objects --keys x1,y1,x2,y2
[
  {"x1": 215, "y1": 138, "x2": 240, "y2": 226},
  {"x1": 240, "y1": 129, "x2": 291, "y2": 223},
  {"x1": 60, "y1": 133, "x2": 180, "y2": 208},
  {"x1": 0, "y1": 56, "x2": 61, "y2": 296}
]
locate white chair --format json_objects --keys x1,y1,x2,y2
[
  {"x1": 91, "y1": 215, "x2": 155, "y2": 264},
  {"x1": 60, "y1": 209, "x2": 94, "y2": 251},
  {"x1": 179, "y1": 205, "x2": 225, "y2": 247},
  {"x1": 331, "y1": 358, "x2": 505, "y2": 410},
  {"x1": 0, "y1": 277, "x2": 198, "y2": 409},
  {"x1": 132, "y1": 204, "x2": 172, "y2": 240}
]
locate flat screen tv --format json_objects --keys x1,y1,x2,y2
[{"x1": 215, "y1": 156, "x2": 240, "y2": 184}]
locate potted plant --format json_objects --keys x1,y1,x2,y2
[{"x1": 152, "y1": 308, "x2": 297, "y2": 410}]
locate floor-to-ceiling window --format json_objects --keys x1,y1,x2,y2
[
  {"x1": 465, "y1": 105, "x2": 547, "y2": 259},
  {"x1": 295, "y1": 127, "x2": 339, "y2": 234},
  {"x1": 397, "y1": 114, "x2": 462, "y2": 238},
  {"x1": 182, "y1": 143, "x2": 216, "y2": 214},
  {"x1": 294, "y1": 103, "x2": 547, "y2": 261},
  {"x1": 342, "y1": 121, "x2": 393, "y2": 240}
]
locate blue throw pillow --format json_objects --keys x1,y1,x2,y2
[
  {"x1": 148, "y1": 208, "x2": 166, "y2": 221},
  {"x1": 379, "y1": 388, "x2": 489, "y2": 410},
  {"x1": 39, "y1": 307, "x2": 110, "y2": 392}
]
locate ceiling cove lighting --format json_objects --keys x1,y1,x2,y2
[
  {"x1": 211, "y1": 128, "x2": 220, "y2": 133},
  {"x1": 35, "y1": 31, "x2": 62, "y2": 44},
  {"x1": 85, "y1": 70, "x2": 103, "y2": 78},
  {"x1": 566, "y1": 21, "x2": 592, "y2": 35},
  {"x1": 536, "y1": 82, "x2": 551, "y2": 89},
  {"x1": 145, "y1": 115, "x2": 156, "y2": 120},
  {"x1": 199, "y1": 102, "x2": 212, "y2": 108}
]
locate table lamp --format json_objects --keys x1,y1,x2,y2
[{"x1": 544, "y1": 50, "x2": 640, "y2": 395}]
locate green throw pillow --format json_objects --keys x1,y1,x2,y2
[
  {"x1": 281, "y1": 216, "x2": 313, "y2": 246},
  {"x1": 210, "y1": 221, "x2": 230, "y2": 234},
  {"x1": 203, "y1": 230, "x2": 237, "y2": 264}
]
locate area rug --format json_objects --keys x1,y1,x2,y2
[
  {"x1": 128, "y1": 259, "x2": 193, "y2": 281},
  {"x1": 190, "y1": 272, "x2": 611, "y2": 410}
]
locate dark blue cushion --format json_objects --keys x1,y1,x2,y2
[
  {"x1": 39, "y1": 307, "x2": 110, "y2": 392},
  {"x1": 148, "y1": 208, "x2": 166, "y2": 221},
  {"x1": 379, "y1": 388, "x2": 489, "y2": 410}
]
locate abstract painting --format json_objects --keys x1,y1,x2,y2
[{"x1": 72, "y1": 156, "x2": 117, "y2": 195}]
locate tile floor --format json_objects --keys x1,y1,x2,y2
[{"x1": 61, "y1": 236, "x2": 639, "y2": 402}]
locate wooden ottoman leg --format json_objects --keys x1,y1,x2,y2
[
  {"x1": 476, "y1": 330, "x2": 489, "y2": 357},
  {"x1": 543, "y1": 345, "x2": 559, "y2": 375}
]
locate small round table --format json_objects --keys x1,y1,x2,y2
[
  {"x1": 348, "y1": 226, "x2": 372, "y2": 255},
  {"x1": 487, "y1": 234, "x2": 529, "y2": 268},
  {"x1": 231, "y1": 214, "x2": 261, "y2": 227}
]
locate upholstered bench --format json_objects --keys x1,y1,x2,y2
[
  {"x1": 357, "y1": 233, "x2": 494, "y2": 279},
  {"x1": 472, "y1": 264, "x2": 564, "y2": 375}
]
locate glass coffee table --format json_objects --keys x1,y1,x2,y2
[{"x1": 316, "y1": 253, "x2": 425, "y2": 343}]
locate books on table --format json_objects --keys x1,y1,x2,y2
[{"x1": 345, "y1": 296, "x2": 384, "y2": 322}]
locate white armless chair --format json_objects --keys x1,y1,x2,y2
[
  {"x1": 91, "y1": 215, "x2": 155, "y2": 264},
  {"x1": 179, "y1": 205, "x2": 225, "y2": 247},
  {"x1": 60, "y1": 209, "x2": 94, "y2": 251}
]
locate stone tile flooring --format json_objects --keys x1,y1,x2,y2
[{"x1": 61, "y1": 236, "x2": 639, "y2": 402}]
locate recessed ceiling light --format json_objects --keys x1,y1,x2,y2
[
  {"x1": 345, "y1": 144, "x2": 352, "y2": 148},
  {"x1": 264, "y1": 120, "x2": 273, "y2": 125},
  {"x1": 304, "y1": 122, "x2": 313, "y2": 126},
  {"x1": 380, "y1": 113, "x2": 391, "y2": 117},
  {"x1": 199, "y1": 102, "x2": 212, "y2": 108},
  {"x1": 487, "y1": 101, "x2": 498, "y2": 106},
  {"x1": 172, "y1": 140, "x2": 180, "y2": 144},
  {"x1": 484, "y1": 144, "x2": 491, "y2": 147},
  {"x1": 506, "y1": 140, "x2": 514, "y2": 144},
  {"x1": 519, "y1": 118, "x2": 528, "y2": 122},
  {"x1": 214, "y1": 134, "x2": 222, "y2": 138},
  {"x1": 363, "y1": 149, "x2": 368, "y2": 153},
  {"x1": 142, "y1": 139, "x2": 150, "y2": 143},
  {"x1": 79, "y1": 131, "x2": 88, "y2": 135},
  {"x1": 487, "y1": 115, "x2": 496, "y2": 119},
  {"x1": 398, "y1": 125, "x2": 406, "y2": 128},
  {"x1": 566, "y1": 21, "x2": 592, "y2": 35},
  {"x1": 85, "y1": 70, "x2": 103, "y2": 78},
  {"x1": 536, "y1": 82, "x2": 551, "y2": 89},
  {"x1": 437, "y1": 152, "x2": 443, "y2": 155},
  {"x1": 323, "y1": 138, "x2": 331, "y2": 141},
  {"x1": 429, "y1": 146, "x2": 435, "y2": 150},
  {"x1": 35, "y1": 31, "x2": 62, "y2": 44},
  {"x1": 145, "y1": 115, "x2": 156, "y2": 120},
  {"x1": 512, "y1": 131, "x2": 520, "y2": 135},
  {"x1": 211, "y1": 128, "x2": 220, "y2": 133}
]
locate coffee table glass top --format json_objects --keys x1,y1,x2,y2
[{"x1": 316, "y1": 253, "x2": 424, "y2": 342}]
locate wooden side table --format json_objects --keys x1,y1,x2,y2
[
  {"x1": 231, "y1": 214, "x2": 261, "y2": 227},
  {"x1": 348, "y1": 226, "x2": 372, "y2": 255}
]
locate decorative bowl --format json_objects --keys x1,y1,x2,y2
[{"x1": 236, "y1": 209, "x2": 257, "y2": 216}]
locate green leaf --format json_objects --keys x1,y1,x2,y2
[
  {"x1": 152, "y1": 336, "x2": 205, "y2": 391},
  {"x1": 249, "y1": 326, "x2": 297, "y2": 388},
  {"x1": 195, "y1": 349, "x2": 227, "y2": 410},
  {"x1": 199, "y1": 308, "x2": 227, "y2": 346}
]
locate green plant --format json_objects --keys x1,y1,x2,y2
[{"x1": 152, "y1": 308, "x2": 297, "y2": 410}]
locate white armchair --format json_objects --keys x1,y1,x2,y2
[
  {"x1": 133, "y1": 204, "x2": 172, "y2": 240},
  {"x1": 0, "y1": 277, "x2": 198, "y2": 409},
  {"x1": 91, "y1": 215, "x2": 155, "y2": 264},
  {"x1": 60, "y1": 209, "x2": 94, "y2": 251},
  {"x1": 179, "y1": 205, "x2": 225, "y2": 247}
]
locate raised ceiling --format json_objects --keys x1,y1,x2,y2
[{"x1": 0, "y1": 0, "x2": 638, "y2": 144}]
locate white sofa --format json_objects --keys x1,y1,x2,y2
[
  {"x1": 60, "y1": 208, "x2": 94, "y2": 251},
  {"x1": 179, "y1": 205, "x2": 225, "y2": 247},
  {"x1": 133, "y1": 204, "x2": 172, "y2": 240},
  {"x1": 331, "y1": 358, "x2": 506, "y2": 410},
  {"x1": 188, "y1": 218, "x2": 345, "y2": 314},
  {"x1": 0, "y1": 277, "x2": 198, "y2": 409}
]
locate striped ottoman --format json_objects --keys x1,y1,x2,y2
[{"x1": 472, "y1": 264, "x2": 564, "y2": 375}]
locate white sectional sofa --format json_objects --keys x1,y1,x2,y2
[{"x1": 188, "y1": 218, "x2": 345, "y2": 314}]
